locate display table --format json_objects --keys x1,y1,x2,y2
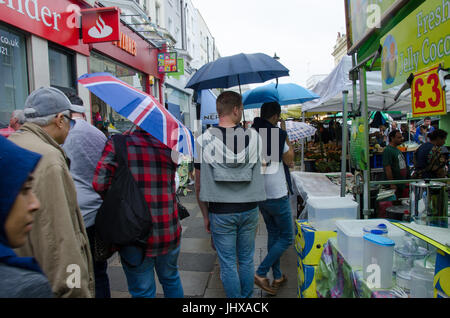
[
  {"x1": 290, "y1": 171, "x2": 354, "y2": 219},
  {"x1": 290, "y1": 171, "x2": 354, "y2": 202},
  {"x1": 316, "y1": 238, "x2": 403, "y2": 298}
]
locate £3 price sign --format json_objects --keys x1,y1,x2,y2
[{"x1": 411, "y1": 65, "x2": 447, "y2": 117}]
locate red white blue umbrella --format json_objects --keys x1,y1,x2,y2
[{"x1": 78, "y1": 73, "x2": 195, "y2": 158}]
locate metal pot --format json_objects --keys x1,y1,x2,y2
[{"x1": 409, "y1": 181, "x2": 448, "y2": 228}]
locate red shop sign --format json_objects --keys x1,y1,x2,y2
[
  {"x1": 0, "y1": 0, "x2": 89, "y2": 55},
  {"x1": 81, "y1": 7, "x2": 119, "y2": 44}
]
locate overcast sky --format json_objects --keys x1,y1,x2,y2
[{"x1": 191, "y1": 0, "x2": 346, "y2": 88}]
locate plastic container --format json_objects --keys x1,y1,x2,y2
[
  {"x1": 410, "y1": 259, "x2": 435, "y2": 298},
  {"x1": 306, "y1": 197, "x2": 358, "y2": 231},
  {"x1": 336, "y1": 219, "x2": 405, "y2": 267},
  {"x1": 363, "y1": 234, "x2": 395, "y2": 289},
  {"x1": 395, "y1": 270, "x2": 411, "y2": 292},
  {"x1": 393, "y1": 235, "x2": 429, "y2": 273}
]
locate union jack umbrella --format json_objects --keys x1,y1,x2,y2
[
  {"x1": 279, "y1": 121, "x2": 317, "y2": 142},
  {"x1": 78, "y1": 73, "x2": 195, "y2": 158}
]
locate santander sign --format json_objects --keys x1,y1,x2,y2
[
  {"x1": 88, "y1": 15, "x2": 113, "y2": 39},
  {"x1": 81, "y1": 7, "x2": 120, "y2": 44}
]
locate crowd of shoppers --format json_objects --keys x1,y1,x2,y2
[{"x1": 7, "y1": 85, "x2": 446, "y2": 300}]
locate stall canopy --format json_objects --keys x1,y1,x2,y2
[{"x1": 301, "y1": 56, "x2": 450, "y2": 113}]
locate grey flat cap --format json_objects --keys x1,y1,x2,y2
[{"x1": 23, "y1": 87, "x2": 82, "y2": 118}]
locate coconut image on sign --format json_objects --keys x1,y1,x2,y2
[
  {"x1": 88, "y1": 16, "x2": 113, "y2": 39},
  {"x1": 382, "y1": 34, "x2": 398, "y2": 85}
]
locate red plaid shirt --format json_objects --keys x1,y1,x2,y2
[{"x1": 93, "y1": 128, "x2": 181, "y2": 257}]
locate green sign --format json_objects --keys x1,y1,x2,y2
[
  {"x1": 350, "y1": 117, "x2": 368, "y2": 170},
  {"x1": 346, "y1": 0, "x2": 396, "y2": 49},
  {"x1": 167, "y1": 58, "x2": 185, "y2": 79},
  {"x1": 381, "y1": 0, "x2": 450, "y2": 89}
]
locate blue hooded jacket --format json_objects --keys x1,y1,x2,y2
[{"x1": 0, "y1": 135, "x2": 43, "y2": 273}]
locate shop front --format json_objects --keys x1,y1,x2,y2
[
  {"x1": 0, "y1": 0, "x2": 90, "y2": 128},
  {"x1": 88, "y1": 21, "x2": 164, "y2": 133},
  {"x1": 0, "y1": 0, "x2": 164, "y2": 131}
]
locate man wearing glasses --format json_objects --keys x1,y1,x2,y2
[{"x1": 8, "y1": 87, "x2": 95, "y2": 298}]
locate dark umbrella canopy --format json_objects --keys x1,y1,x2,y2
[{"x1": 185, "y1": 53, "x2": 289, "y2": 91}]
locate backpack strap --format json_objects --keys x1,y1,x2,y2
[{"x1": 112, "y1": 134, "x2": 128, "y2": 168}]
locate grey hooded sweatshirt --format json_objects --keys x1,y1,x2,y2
[{"x1": 197, "y1": 126, "x2": 266, "y2": 204}]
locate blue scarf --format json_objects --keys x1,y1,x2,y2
[{"x1": 0, "y1": 136, "x2": 43, "y2": 273}]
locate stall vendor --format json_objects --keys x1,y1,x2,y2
[
  {"x1": 383, "y1": 130, "x2": 407, "y2": 198},
  {"x1": 412, "y1": 129, "x2": 448, "y2": 179}
]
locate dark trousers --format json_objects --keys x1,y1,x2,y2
[{"x1": 86, "y1": 225, "x2": 111, "y2": 298}]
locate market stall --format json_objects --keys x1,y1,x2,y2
[{"x1": 294, "y1": 0, "x2": 449, "y2": 298}]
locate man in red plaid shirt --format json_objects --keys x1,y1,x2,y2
[{"x1": 93, "y1": 127, "x2": 183, "y2": 298}]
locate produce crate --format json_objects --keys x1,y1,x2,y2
[
  {"x1": 297, "y1": 256, "x2": 318, "y2": 298},
  {"x1": 370, "y1": 154, "x2": 383, "y2": 169},
  {"x1": 295, "y1": 220, "x2": 337, "y2": 265}
]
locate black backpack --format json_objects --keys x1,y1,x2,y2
[{"x1": 95, "y1": 134, "x2": 152, "y2": 249}]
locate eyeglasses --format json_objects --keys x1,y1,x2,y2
[{"x1": 61, "y1": 114, "x2": 75, "y2": 129}]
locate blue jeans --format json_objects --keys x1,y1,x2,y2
[
  {"x1": 119, "y1": 245, "x2": 183, "y2": 298},
  {"x1": 209, "y1": 208, "x2": 259, "y2": 298},
  {"x1": 256, "y1": 196, "x2": 294, "y2": 280}
]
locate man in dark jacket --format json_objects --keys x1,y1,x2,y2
[{"x1": 252, "y1": 102, "x2": 294, "y2": 296}]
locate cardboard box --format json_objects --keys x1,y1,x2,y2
[
  {"x1": 434, "y1": 249, "x2": 450, "y2": 298},
  {"x1": 295, "y1": 220, "x2": 336, "y2": 265},
  {"x1": 297, "y1": 256, "x2": 318, "y2": 298}
]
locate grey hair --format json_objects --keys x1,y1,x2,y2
[
  {"x1": 12, "y1": 109, "x2": 26, "y2": 124},
  {"x1": 24, "y1": 109, "x2": 71, "y2": 127}
]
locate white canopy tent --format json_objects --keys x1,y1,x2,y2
[{"x1": 302, "y1": 55, "x2": 415, "y2": 113}]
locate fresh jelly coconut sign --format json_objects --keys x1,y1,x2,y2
[{"x1": 381, "y1": 0, "x2": 450, "y2": 89}]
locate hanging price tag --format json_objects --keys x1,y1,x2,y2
[{"x1": 411, "y1": 65, "x2": 447, "y2": 117}]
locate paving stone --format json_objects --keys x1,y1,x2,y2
[
  {"x1": 156, "y1": 271, "x2": 210, "y2": 297},
  {"x1": 178, "y1": 252, "x2": 216, "y2": 272},
  {"x1": 180, "y1": 237, "x2": 216, "y2": 254}
]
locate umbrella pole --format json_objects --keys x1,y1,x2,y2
[
  {"x1": 238, "y1": 74, "x2": 246, "y2": 125},
  {"x1": 301, "y1": 111, "x2": 305, "y2": 171}
]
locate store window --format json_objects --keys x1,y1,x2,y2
[
  {"x1": 166, "y1": 85, "x2": 190, "y2": 127},
  {"x1": 90, "y1": 51, "x2": 146, "y2": 133},
  {"x1": 48, "y1": 45, "x2": 76, "y2": 96},
  {"x1": 0, "y1": 24, "x2": 28, "y2": 128}
]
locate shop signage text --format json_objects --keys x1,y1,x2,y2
[
  {"x1": 381, "y1": 0, "x2": 450, "y2": 89},
  {"x1": 0, "y1": 0, "x2": 88, "y2": 55},
  {"x1": 0, "y1": 33, "x2": 20, "y2": 56},
  {"x1": 0, "y1": 0, "x2": 63, "y2": 31},
  {"x1": 112, "y1": 32, "x2": 137, "y2": 56},
  {"x1": 411, "y1": 65, "x2": 447, "y2": 117},
  {"x1": 81, "y1": 7, "x2": 120, "y2": 44}
]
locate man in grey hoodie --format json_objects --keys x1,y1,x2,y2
[
  {"x1": 62, "y1": 93, "x2": 110, "y2": 298},
  {"x1": 195, "y1": 91, "x2": 266, "y2": 298}
]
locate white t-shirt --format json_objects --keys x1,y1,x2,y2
[{"x1": 263, "y1": 142, "x2": 290, "y2": 199}]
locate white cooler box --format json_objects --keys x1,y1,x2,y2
[
  {"x1": 306, "y1": 196, "x2": 358, "y2": 231},
  {"x1": 336, "y1": 219, "x2": 406, "y2": 268}
]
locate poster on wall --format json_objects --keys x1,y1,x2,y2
[
  {"x1": 350, "y1": 117, "x2": 368, "y2": 170},
  {"x1": 380, "y1": 0, "x2": 450, "y2": 90},
  {"x1": 345, "y1": 0, "x2": 396, "y2": 51},
  {"x1": 158, "y1": 52, "x2": 178, "y2": 73}
]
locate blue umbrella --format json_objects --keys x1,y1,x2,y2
[
  {"x1": 185, "y1": 53, "x2": 289, "y2": 92},
  {"x1": 242, "y1": 83, "x2": 320, "y2": 109}
]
